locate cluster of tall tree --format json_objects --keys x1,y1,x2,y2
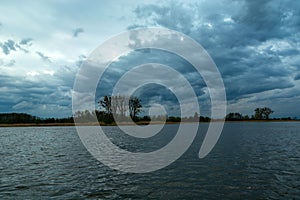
[
  {"x1": 74, "y1": 97, "x2": 211, "y2": 124},
  {"x1": 225, "y1": 112, "x2": 243, "y2": 120},
  {"x1": 98, "y1": 95, "x2": 142, "y2": 121},
  {"x1": 254, "y1": 107, "x2": 274, "y2": 120},
  {"x1": 226, "y1": 107, "x2": 274, "y2": 121}
]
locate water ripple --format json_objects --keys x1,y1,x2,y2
[{"x1": 0, "y1": 123, "x2": 299, "y2": 199}]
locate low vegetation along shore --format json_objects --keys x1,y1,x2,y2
[
  {"x1": 0, "y1": 109, "x2": 298, "y2": 127},
  {"x1": 1, "y1": 97, "x2": 298, "y2": 127},
  {"x1": 2, "y1": 95, "x2": 298, "y2": 127}
]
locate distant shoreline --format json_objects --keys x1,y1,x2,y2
[
  {"x1": 0, "y1": 120, "x2": 299, "y2": 127},
  {"x1": 0, "y1": 121, "x2": 177, "y2": 127}
]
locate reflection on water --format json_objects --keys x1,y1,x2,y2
[{"x1": 0, "y1": 123, "x2": 299, "y2": 199}]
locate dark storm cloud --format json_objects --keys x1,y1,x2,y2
[
  {"x1": 134, "y1": 2, "x2": 196, "y2": 35},
  {"x1": 36, "y1": 51, "x2": 51, "y2": 62},
  {"x1": 131, "y1": 0, "x2": 300, "y2": 109},
  {"x1": 0, "y1": 37, "x2": 33, "y2": 55},
  {"x1": 226, "y1": 76, "x2": 294, "y2": 101},
  {"x1": 232, "y1": 0, "x2": 284, "y2": 41},
  {"x1": 0, "y1": 39, "x2": 16, "y2": 55},
  {"x1": 133, "y1": 0, "x2": 299, "y2": 51},
  {"x1": 55, "y1": 65, "x2": 79, "y2": 87},
  {"x1": 72, "y1": 28, "x2": 84, "y2": 37},
  {"x1": 133, "y1": 83, "x2": 181, "y2": 116},
  {"x1": 295, "y1": 73, "x2": 300, "y2": 81},
  {"x1": 135, "y1": 4, "x2": 299, "y2": 85},
  {"x1": 19, "y1": 38, "x2": 33, "y2": 45},
  {"x1": 96, "y1": 48, "x2": 206, "y2": 90},
  {"x1": 0, "y1": 72, "x2": 73, "y2": 117},
  {"x1": 0, "y1": 75, "x2": 56, "y2": 97},
  {"x1": 94, "y1": 48, "x2": 209, "y2": 116}
]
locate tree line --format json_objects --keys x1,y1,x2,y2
[
  {"x1": 0, "y1": 113, "x2": 73, "y2": 124},
  {"x1": 74, "y1": 95, "x2": 210, "y2": 124},
  {"x1": 0, "y1": 95, "x2": 210, "y2": 124},
  {"x1": 226, "y1": 107, "x2": 274, "y2": 121},
  {"x1": 225, "y1": 107, "x2": 296, "y2": 121},
  {"x1": 0, "y1": 102, "x2": 297, "y2": 125}
]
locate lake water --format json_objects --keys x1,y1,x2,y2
[{"x1": 0, "y1": 122, "x2": 299, "y2": 199}]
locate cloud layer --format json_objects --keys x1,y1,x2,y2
[
  {"x1": 129, "y1": 0, "x2": 300, "y2": 117},
  {"x1": 0, "y1": 0, "x2": 299, "y2": 118}
]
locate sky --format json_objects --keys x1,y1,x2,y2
[{"x1": 0, "y1": 0, "x2": 299, "y2": 118}]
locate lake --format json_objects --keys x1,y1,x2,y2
[{"x1": 0, "y1": 122, "x2": 299, "y2": 199}]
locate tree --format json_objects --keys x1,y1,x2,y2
[
  {"x1": 254, "y1": 107, "x2": 274, "y2": 120},
  {"x1": 129, "y1": 96, "x2": 142, "y2": 120},
  {"x1": 98, "y1": 95, "x2": 142, "y2": 122},
  {"x1": 112, "y1": 95, "x2": 128, "y2": 117},
  {"x1": 261, "y1": 107, "x2": 274, "y2": 119},
  {"x1": 243, "y1": 115, "x2": 250, "y2": 120},
  {"x1": 226, "y1": 112, "x2": 242, "y2": 120},
  {"x1": 254, "y1": 108, "x2": 263, "y2": 119},
  {"x1": 98, "y1": 96, "x2": 112, "y2": 114}
]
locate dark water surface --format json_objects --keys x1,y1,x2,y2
[{"x1": 0, "y1": 122, "x2": 299, "y2": 199}]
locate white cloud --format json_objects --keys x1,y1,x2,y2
[
  {"x1": 26, "y1": 71, "x2": 40, "y2": 77},
  {"x1": 13, "y1": 101, "x2": 33, "y2": 110}
]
